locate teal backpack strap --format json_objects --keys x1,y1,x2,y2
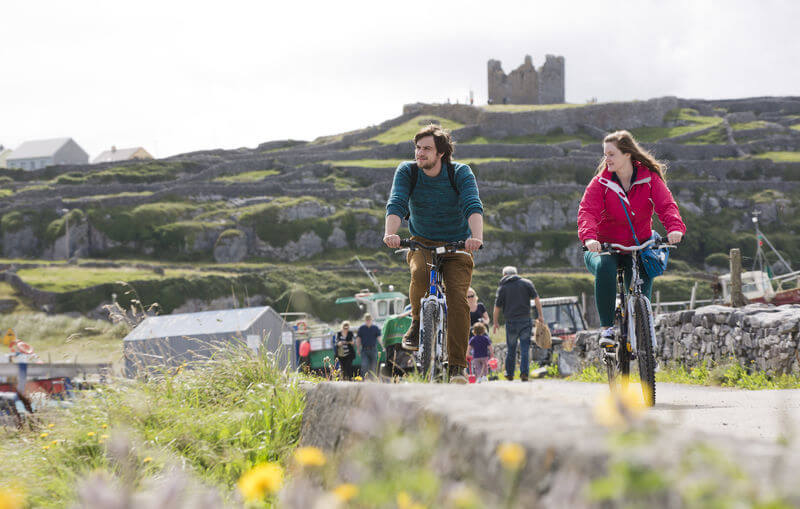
[{"x1": 617, "y1": 195, "x2": 640, "y2": 245}]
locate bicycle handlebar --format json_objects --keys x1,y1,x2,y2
[
  {"x1": 398, "y1": 239, "x2": 483, "y2": 253},
  {"x1": 582, "y1": 238, "x2": 677, "y2": 254}
]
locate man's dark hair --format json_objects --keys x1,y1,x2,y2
[{"x1": 414, "y1": 124, "x2": 455, "y2": 165}]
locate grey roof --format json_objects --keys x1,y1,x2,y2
[
  {"x1": 123, "y1": 306, "x2": 274, "y2": 341},
  {"x1": 8, "y1": 138, "x2": 71, "y2": 160},
  {"x1": 92, "y1": 147, "x2": 148, "y2": 164}
]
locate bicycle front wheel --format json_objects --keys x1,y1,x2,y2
[
  {"x1": 420, "y1": 300, "x2": 438, "y2": 382},
  {"x1": 634, "y1": 296, "x2": 656, "y2": 407}
]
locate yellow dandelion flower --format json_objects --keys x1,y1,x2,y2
[
  {"x1": 332, "y1": 483, "x2": 358, "y2": 502},
  {"x1": 0, "y1": 487, "x2": 24, "y2": 509},
  {"x1": 87, "y1": 432, "x2": 96, "y2": 437},
  {"x1": 101, "y1": 434, "x2": 109, "y2": 440},
  {"x1": 101, "y1": 424, "x2": 108, "y2": 429},
  {"x1": 294, "y1": 446, "x2": 326, "y2": 467},
  {"x1": 496, "y1": 442, "x2": 526, "y2": 470},
  {"x1": 396, "y1": 491, "x2": 425, "y2": 509},
  {"x1": 143, "y1": 457, "x2": 153, "y2": 463},
  {"x1": 47, "y1": 423, "x2": 55, "y2": 428},
  {"x1": 51, "y1": 440, "x2": 58, "y2": 446},
  {"x1": 40, "y1": 432, "x2": 49, "y2": 439},
  {"x1": 41, "y1": 445, "x2": 50, "y2": 451},
  {"x1": 238, "y1": 462, "x2": 283, "y2": 501},
  {"x1": 353, "y1": 375, "x2": 363, "y2": 381},
  {"x1": 593, "y1": 382, "x2": 647, "y2": 428},
  {"x1": 693, "y1": 352, "x2": 698, "y2": 356}
]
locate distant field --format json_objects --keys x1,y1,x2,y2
[
  {"x1": 0, "y1": 311, "x2": 127, "y2": 364},
  {"x1": 16, "y1": 267, "x2": 231, "y2": 293},
  {"x1": 630, "y1": 108, "x2": 724, "y2": 143},
  {"x1": 214, "y1": 169, "x2": 280, "y2": 183},
  {"x1": 369, "y1": 115, "x2": 464, "y2": 144},
  {"x1": 752, "y1": 151, "x2": 800, "y2": 162},
  {"x1": 462, "y1": 131, "x2": 597, "y2": 145}
]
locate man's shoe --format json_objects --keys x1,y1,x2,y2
[
  {"x1": 448, "y1": 365, "x2": 468, "y2": 384},
  {"x1": 598, "y1": 327, "x2": 616, "y2": 349},
  {"x1": 401, "y1": 320, "x2": 420, "y2": 351},
  {"x1": 520, "y1": 374, "x2": 528, "y2": 382},
  {"x1": 505, "y1": 375, "x2": 514, "y2": 381}
]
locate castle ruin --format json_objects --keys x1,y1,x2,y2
[{"x1": 487, "y1": 54, "x2": 565, "y2": 105}]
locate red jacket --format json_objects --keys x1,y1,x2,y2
[{"x1": 578, "y1": 161, "x2": 686, "y2": 246}]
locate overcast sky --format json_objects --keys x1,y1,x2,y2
[{"x1": 1, "y1": 0, "x2": 798, "y2": 159}]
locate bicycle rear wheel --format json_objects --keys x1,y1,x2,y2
[
  {"x1": 420, "y1": 300, "x2": 438, "y2": 382},
  {"x1": 607, "y1": 314, "x2": 631, "y2": 392},
  {"x1": 634, "y1": 296, "x2": 656, "y2": 406}
]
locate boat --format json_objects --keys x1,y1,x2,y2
[{"x1": 718, "y1": 211, "x2": 800, "y2": 306}]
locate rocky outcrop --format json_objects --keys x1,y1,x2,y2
[{"x1": 213, "y1": 229, "x2": 248, "y2": 263}]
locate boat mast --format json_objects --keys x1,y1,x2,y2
[
  {"x1": 751, "y1": 211, "x2": 792, "y2": 274},
  {"x1": 355, "y1": 256, "x2": 382, "y2": 293}
]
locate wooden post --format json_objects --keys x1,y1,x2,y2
[
  {"x1": 730, "y1": 248, "x2": 748, "y2": 307},
  {"x1": 655, "y1": 290, "x2": 661, "y2": 315},
  {"x1": 581, "y1": 292, "x2": 587, "y2": 318},
  {"x1": 689, "y1": 282, "x2": 698, "y2": 310}
]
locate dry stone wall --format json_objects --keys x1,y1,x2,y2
[{"x1": 575, "y1": 304, "x2": 800, "y2": 375}]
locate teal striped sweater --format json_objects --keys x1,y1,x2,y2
[{"x1": 385, "y1": 161, "x2": 483, "y2": 241}]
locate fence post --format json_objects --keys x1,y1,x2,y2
[
  {"x1": 730, "y1": 248, "x2": 748, "y2": 307},
  {"x1": 689, "y1": 282, "x2": 698, "y2": 310},
  {"x1": 655, "y1": 290, "x2": 661, "y2": 315}
]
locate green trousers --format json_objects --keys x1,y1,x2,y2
[{"x1": 584, "y1": 251, "x2": 653, "y2": 327}]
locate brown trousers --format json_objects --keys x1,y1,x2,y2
[{"x1": 407, "y1": 236, "x2": 474, "y2": 369}]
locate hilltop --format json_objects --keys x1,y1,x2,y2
[{"x1": 1, "y1": 96, "x2": 799, "y2": 320}]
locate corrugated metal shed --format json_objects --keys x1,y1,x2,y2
[
  {"x1": 123, "y1": 306, "x2": 294, "y2": 377},
  {"x1": 124, "y1": 307, "x2": 269, "y2": 341}
]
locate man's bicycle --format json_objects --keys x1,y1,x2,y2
[
  {"x1": 593, "y1": 238, "x2": 675, "y2": 407},
  {"x1": 398, "y1": 239, "x2": 472, "y2": 383}
]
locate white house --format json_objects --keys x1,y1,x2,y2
[
  {"x1": 7, "y1": 138, "x2": 89, "y2": 170},
  {"x1": 0, "y1": 145, "x2": 12, "y2": 168},
  {"x1": 92, "y1": 146, "x2": 153, "y2": 164}
]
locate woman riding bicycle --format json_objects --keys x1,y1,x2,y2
[{"x1": 578, "y1": 130, "x2": 686, "y2": 346}]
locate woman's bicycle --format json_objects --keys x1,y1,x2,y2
[
  {"x1": 593, "y1": 238, "x2": 675, "y2": 406},
  {"x1": 398, "y1": 239, "x2": 472, "y2": 383}
]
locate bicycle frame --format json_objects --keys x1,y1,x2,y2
[{"x1": 420, "y1": 251, "x2": 448, "y2": 367}]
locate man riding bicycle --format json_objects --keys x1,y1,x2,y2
[{"x1": 383, "y1": 124, "x2": 484, "y2": 382}]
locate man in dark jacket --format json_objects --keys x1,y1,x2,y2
[{"x1": 492, "y1": 266, "x2": 544, "y2": 381}]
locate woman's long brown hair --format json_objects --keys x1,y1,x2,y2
[{"x1": 595, "y1": 130, "x2": 667, "y2": 181}]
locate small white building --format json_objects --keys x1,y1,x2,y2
[
  {"x1": 92, "y1": 146, "x2": 153, "y2": 164},
  {"x1": 7, "y1": 138, "x2": 89, "y2": 170},
  {"x1": 0, "y1": 145, "x2": 12, "y2": 168}
]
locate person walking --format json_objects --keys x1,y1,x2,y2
[
  {"x1": 578, "y1": 130, "x2": 685, "y2": 347},
  {"x1": 492, "y1": 266, "x2": 544, "y2": 381},
  {"x1": 468, "y1": 287, "x2": 490, "y2": 327},
  {"x1": 468, "y1": 322, "x2": 493, "y2": 382},
  {"x1": 356, "y1": 313, "x2": 381, "y2": 380},
  {"x1": 335, "y1": 321, "x2": 356, "y2": 381},
  {"x1": 383, "y1": 124, "x2": 484, "y2": 383}
]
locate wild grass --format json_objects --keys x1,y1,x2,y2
[
  {"x1": 0, "y1": 348, "x2": 307, "y2": 507},
  {"x1": 368, "y1": 115, "x2": 465, "y2": 145},
  {"x1": 0, "y1": 311, "x2": 127, "y2": 364},
  {"x1": 752, "y1": 151, "x2": 800, "y2": 163},
  {"x1": 214, "y1": 170, "x2": 280, "y2": 183},
  {"x1": 569, "y1": 359, "x2": 800, "y2": 390}
]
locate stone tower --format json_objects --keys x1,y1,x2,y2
[{"x1": 487, "y1": 54, "x2": 565, "y2": 105}]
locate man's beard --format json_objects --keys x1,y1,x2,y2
[{"x1": 418, "y1": 159, "x2": 436, "y2": 170}]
